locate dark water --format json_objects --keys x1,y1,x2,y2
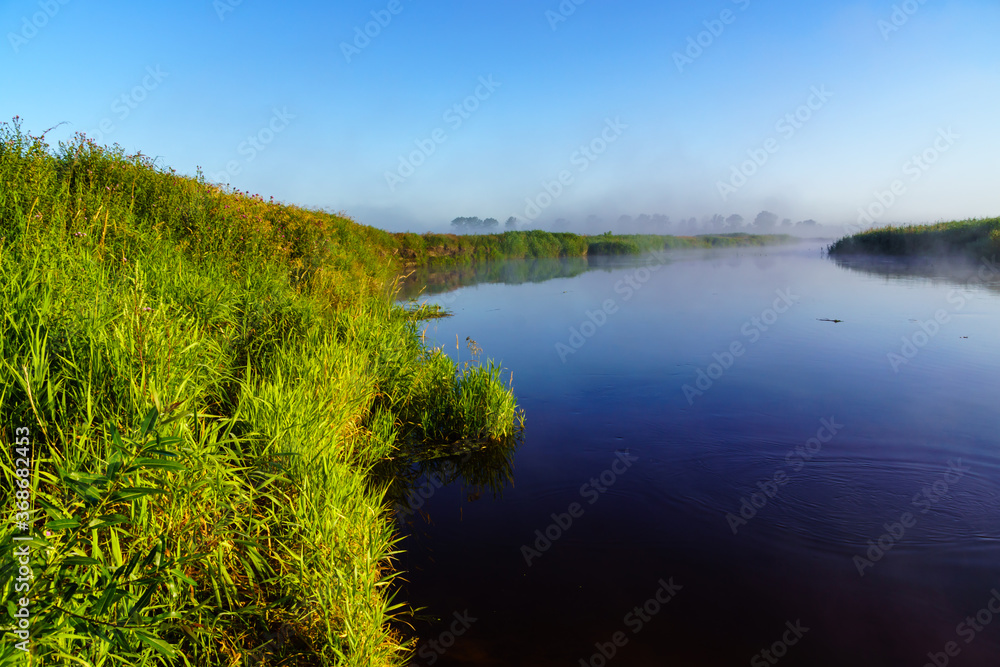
[{"x1": 394, "y1": 242, "x2": 1000, "y2": 666}]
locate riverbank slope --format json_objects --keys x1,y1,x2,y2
[{"x1": 0, "y1": 121, "x2": 521, "y2": 666}]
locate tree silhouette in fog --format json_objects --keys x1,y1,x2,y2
[
  {"x1": 451, "y1": 216, "x2": 482, "y2": 231},
  {"x1": 450, "y1": 216, "x2": 501, "y2": 232},
  {"x1": 705, "y1": 214, "x2": 726, "y2": 232},
  {"x1": 753, "y1": 211, "x2": 779, "y2": 231}
]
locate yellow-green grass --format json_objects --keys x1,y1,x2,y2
[
  {"x1": 0, "y1": 118, "x2": 521, "y2": 665},
  {"x1": 393, "y1": 230, "x2": 794, "y2": 265},
  {"x1": 828, "y1": 217, "x2": 1000, "y2": 258}
]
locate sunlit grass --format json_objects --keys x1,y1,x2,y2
[
  {"x1": 828, "y1": 217, "x2": 1000, "y2": 257},
  {"x1": 0, "y1": 117, "x2": 522, "y2": 665}
]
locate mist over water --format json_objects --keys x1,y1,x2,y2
[
  {"x1": 395, "y1": 242, "x2": 1000, "y2": 666},
  {"x1": 429, "y1": 212, "x2": 835, "y2": 240}
]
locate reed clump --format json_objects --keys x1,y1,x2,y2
[{"x1": 828, "y1": 218, "x2": 1000, "y2": 257}]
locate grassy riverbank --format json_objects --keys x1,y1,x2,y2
[
  {"x1": 0, "y1": 120, "x2": 521, "y2": 666},
  {"x1": 828, "y1": 217, "x2": 1000, "y2": 257}
]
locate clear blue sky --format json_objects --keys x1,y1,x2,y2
[{"x1": 3, "y1": 0, "x2": 998, "y2": 232}]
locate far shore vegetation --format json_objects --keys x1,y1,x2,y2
[
  {"x1": 828, "y1": 217, "x2": 1000, "y2": 258},
  {"x1": 393, "y1": 229, "x2": 794, "y2": 266},
  {"x1": 0, "y1": 117, "x2": 790, "y2": 666}
]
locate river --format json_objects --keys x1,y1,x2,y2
[{"x1": 393, "y1": 241, "x2": 1000, "y2": 666}]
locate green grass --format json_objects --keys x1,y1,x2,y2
[
  {"x1": 392, "y1": 229, "x2": 793, "y2": 265},
  {"x1": 0, "y1": 118, "x2": 523, "y2": 665},
  {"x1": 828, "y1": 217, "x2": 1000, "y2": 258},
  {"x1": 400, "y1": 302, "x2": 451, "y2": 320}
]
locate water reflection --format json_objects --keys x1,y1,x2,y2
[
  {"x1": 395, "y1": 246, "x2": 803, "y2": 301},
  {"x1": 396, "y1": 256, "x2": 592, "y2": 299},
  {"x1": 374, "y1": 433, "x2": 522, "y2": 527},
  {"x1": 393, "y1": 243, "x2": 1000, "y2": 666},
  {"x1": 831, "y1": 252, "x2": 1000, "y2": 294}
]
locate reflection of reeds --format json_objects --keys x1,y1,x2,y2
[
  {"x1": 831, "y1": 252, "x2": 1000, "y2": 297},
  {"x1": 402, "y1": 301, "x2": 452, "y2": 319},
  {"x1": 396, "y1": 255, "x2": 592, "y2": 299},
  {"x1": 372, "y1": 428, "x2": 523, "y2": 523},
  {"x1": 394, "y1": 234, "x2": 793, "y2": 300}
]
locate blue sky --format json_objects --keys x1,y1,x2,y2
[{"x1": 3, "y1": 0, "x2": 998, "y2": 232}]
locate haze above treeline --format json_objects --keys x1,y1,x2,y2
[{"x1": 433, "y1": 211, "x2": 907, "y2": 238}]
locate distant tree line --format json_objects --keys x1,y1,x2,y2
[
  {"x1": 449, "y1": 212, "x2": 821, "y2": 235},
  {"x1": 450, "y1": 216, "x2": 518, "y2": 232},
  {"x1": 613, "y1": 211, "x2": 821, "y2": 233}
]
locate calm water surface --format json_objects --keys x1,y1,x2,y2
[{"x1": 394, "y1": 242, "x2": 1000, "y2": 666}]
